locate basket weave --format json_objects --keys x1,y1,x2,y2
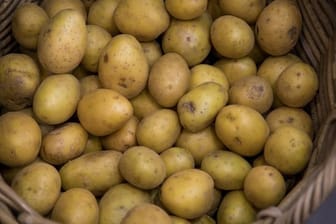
[{"x1": 0, "y1": 0, "x2": 335, "y2": 224}]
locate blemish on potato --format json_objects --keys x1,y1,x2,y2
[
  {"x1": 103, "y1": 54, "x2": 109, "y2": 63},
  {"x1": 182, "y1": 101, "x2": 196, "y2": 113}
]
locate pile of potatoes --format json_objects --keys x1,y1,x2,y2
[{"x1": 0, "y1": 0, "x2": 319, "y2": 223}]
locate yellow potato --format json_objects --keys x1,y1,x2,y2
[
  {"x1": 37, "y1": 9, "x2": 87, "y2": 74},
  {"x1": 148, "y1": 53, "x2": 191, "y2": 108},
  {"x1": 41, "y1": 0, "x2": 87, "y2": 20},
  {"x1": 11, "y1": 3, "x2": 49, "y2": 50},
  {"x1": 51, "y1": 188, "x2": 99, "y2": 224},
  {"x1": 0, "y1": 112, "x2": 41, "y2": 167},
  {"x1": 77, "y1": 88, "x2": 133, "y2": 136},
  {"x1": 165, "y1": 0, "x2": 208, "y2": 20},
  {"x1": 40, "y1": 122, "x2": 88, "y2": 165},
  {"x1": 83, "y1": 135, "x2": 102, "y2": 153},
  {"x1": 33, "y1": 74, "x2": 81, "y2": 125},
  {"x1": 130, "y1": 88, "x2": 162, "y2": 119},
  {"x1": 140, "y1": 40, "x2": 163, "y2": 67},
  {"x1": 192, "y1": 215, "x2": 216, "y2": 224},
  {"x1": 170, "y1": 216, "x2": 191, "y2": 224},
  {"x1": 11, "y1": 162, "x2": 61, "y2": 215},
  {"x1": 79, "y1": 75, "x2": 102, "y2": 98},
  {"x1": 98, "y1": 34, "x2": 149, "y2": 99}
]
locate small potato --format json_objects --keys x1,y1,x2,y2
[
  {"x1": 101, "y1": 116, "x2": 139, "y2": 152},
  {"x1": 0, "y1": 112, "x2": 41, "y2": 167},
  {"x1": 165, "y1": 0, "x2": 208, "y2": 20},
  {"x1": 83, "y1": 135, "x2": 102, "y2": 153},
  {"x1": 160, "y1": 147, "x2": 195, "y2": 177},
  {"x1": 81, "y1": 25, "x2": 112, "y2": 73},
  {"x1": 79, "y1": 75, "x2": 102, "y2": 98},
  {"x1": 119, "y1": 146, "x2": 166, "y2": 190},
  {"x1": 255, "y1": 0, "x2": 302, "y2": 55},
  {"x1": 11, "y1": 3, "x2": 49, "y2": 50},
  {"x1": 41, "y1": 0, "x2": 87, "y2": 20},
  {"x1": 77, "y1": 88, "x2": 133, "y2": 136},
  {"x1": 121, "y1": 203, "x2": 172, "y2": 224},
  {"x1": 189, "y1": 64, "x2": 229, "y2": 91},
  {"x1": 192, "y1": 215, "x2": 216, "y2": 224},
  {"x1": 11, "y1": 162, "x2": 61, "y2": 215},
  {"x1": 253, "y1": 154, "x2": 268, "y2": 167},
  {"x1": 51, "y1": 188, "x2": 99, "y2": 224},
  {"x1": 40, "y1": 122, "x2": 88, "y2": 165},
  {"x1": 98, "y1": 34, "x2": 149, "y2": 99},
  {"x1": 136, "y1": 109, "x2": 181, "y2": 153},
  {"x1": 216, "y1": 191, "x2": 257, "y2": 224},
  {"x1": 60, "y1": 150, "x2": 123, "y2": 196},
  {"x1": 176, "y1": 126, "x2": 225, "y2": 165},
  {"x1": 244, "y1": 165, "x2": 286, "y2": 209},
  {"x1": 170, "y1": 216, "x2": 191, "y2": 224},
  {"x1": 211, "y1": 15, "x2": 254, "y2": 58},
  {"x1": 201, "y1": 150, "x2": 251, "y2": 190},
  {"x1": 148, "y1": 53, "x2": 190, "y2": 108},
  {"x1": 33, "y1": 74, "x2": 81, "y2": 125},
  {"x1": 72, "y1": 64, "x2": 94, "y2": 79},
  {"x1": 264, "y1": 126, "x2": 312, "y2": 175},
  {"x1": 229, "y1": 75, "x2": 273, "y2": 114},
  {"x1": 215, "y1": 104, "x2": 270, "y2": 157},
  {"x1": 275, "y1": 62, "x2": 319, "y2": 108},
  {"x1": 37, "y1": 9, "x2": 87, "y2": 73},
  {"x1": 219, "y1": 0, "x2": 266, "y2": 24},
  {"x1": 140, "y1": 40, "x2": 163, "y2": 67},
  {"x1": 214, "y1": 57, "x2": 257, "y2": 85},
  {"x1": 130, "y1": 89, "x2": 162, "y2": 119},
  {"x1": 87, "y1": 0, "x2": 120, "y2": 35},
  {"x1": 160, "y1": 168, "x2": 215, "y2": 219}
]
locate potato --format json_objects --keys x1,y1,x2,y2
[
  {"x1": 170, "y1": 216, "x2": 191, "y2": 224},
  {"x1": 165, "y1": 0, "x2": 208, "y2": 20},
  {"x1": 119, "y1": 146, "x2": 166, "y2": 190},
  {"x1": 275, "y1": 62, "x2": 319, "y2": 107},
  {"x1": 201, "y1": 150, "x2": 251, "y2": 190},
  {"x1": 192, "y1": 215, "x2": 216, "y2": 224},
  {"x1": 207, "y1": 188, "x2": 223, "y2": 216},
  {"x1": 77, "y1": 88, "x2": 133, "y2": 136},
  {"x1": 11, "y1": 3, "x2": 49, "y2": 50},
  {"x1": 51, "y1": 188, "x2": 99, "y2": 224},
  {"x1": 41, "y1": 0, "x2": 87, "y2": 20},
  {"x1": 218, "y1": 0, "x2": 266, "y2": 24},
  {"x1": 114, "y1": 0, "x2": 170, "y2": 41},
  {"x1": 248, "y1": 41, "x2": 268, "y2": 64},
  {"x1": 162, "y1": 13, "x2": 212, "y2": 66},
  {"x1": 244, "y1": 165, "x2": 286, "y2": 209},
  {"x1": 160, "y1": 147, "x2": 195, "y2": 177},
  {"x1": 37, "y1": 9, "x2": 87, "y2": 73},
  {"x1": 60, "y1": 150, "x2": 123, "y2": 196},
  {"x1": 121, "y1": 203, "x2": 172, "y2": 224},
  {"x1": 264, "y1": 126, "x2": 312, "y2": 175},
  {"x1": 0, "y1": 53, "x2": 40, "y2": 111},
  {"x1": 81, "y1": 25, "x2": 112, "y2": 73},
  {"x1": 229, "y1": 75, "x2": 273, "y2": 114},
  {"x1": 160, "y1": 168, "x2": 215, "y2": 219},
  {"x1": 140, "y1": 40, "x2": 163, "y2": 67},
  {"x1": 87, "y1": 0, "x2": 120, "y2": 35},
  {"x1": 176, "y1": 126, "x2": 225, "y2": 165},
  {"x1": 72, "y1": 64, "x2": 94, "y2": 79},
  {"x1": 99, "y1": 183, "x2": 151, "y2": 224},
  {"x1": 253, "y1": 154, "x2": 268, "y2": 167},
  {"x1": 266, "y1": 106, "x2": 313, "y2": 137},
  {"x1": 130, "y1": 89, "x2": 162, "y2": 119},
  {"x1": 83, "y1": 135, "x2": 102, "y2": 153},
  {"x1": 255, "y1": 0, "x2": 302, "y2": 55},
  {"x1": 211, "y1": 15, "x2": 254, "y2": 58},
  {"x1": 207, "y1": 0, "x2": 223, "y2": 20},
  {"x1": 79, "y1": 75, "x2": 102, "y2": 98},
  {"x1": 148, "y1": 53, "x2": 190, "y2": 108},
  {"x1": 33, "y1": 74, "x2": 81, "y2": 125},
  {"x1": 40, "y1": 122, "x2": 88, "y2": 165},
  {"x1": 101, "y1": 116, "x2": 139, "y2": 152},
  {"x1": 214, "y1": 56, "x2": 257, "y2": 85},
  {"x1": 98, "y1": 34, "x2": 149, "y2": 99},
  {"x1": 215, "y1": 104, "x2": 270, "y2": 157},
  {"x1": 177, "y1": 82, "x2": 228, "y2": 133},
  {"x1": 189, "y1": 64, "x2": 229, "y2": 91},
  {"x1": 0, "y1": 112, "x2": 41, "y2": 167},
  {"x1": 216, "y1": 191, "x2": 256, "y2": 224},
  {"x1": 11, "y1": 162, "x2": 61, "y2": 215}
]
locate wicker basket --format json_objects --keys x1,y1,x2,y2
[{"x1": 0, "y1": 0, "x2": 336, "y2": 224}]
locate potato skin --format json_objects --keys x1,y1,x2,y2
[{"x1": 37, "y1": 9, "x2": 87, "y2": 73}]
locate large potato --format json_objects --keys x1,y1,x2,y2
[
  {"x1": 11, "y1": 162, "x2": 61, "y2": 215},
  {"x1": 0, "y1": 112, "x2": 41, "y2": 167},
  {"x1": 98, "y1": 34, "x2": 149, "y2": 99},
  {"x1": 114, "y1": 0, "x2": 170, "y2": 41},
  {"x1": 60, "y1": 150, "x2": 123, "y2": 196},
  {"x1": 77, "y1": 88, "x2": 133, "y2": 136},
  {"x1": 51, "y1": 188, "x2": 99, "y2": 224},
  {"x1": 37, "y1": 9, "x2": 87, "y2": 73},
  {"x1": 99, "y1": 183, "x2": 151, "y2": 224},
  {"x1": 33, "y1": 74, "x2": 81, "y2": 125},
  {"x1": 0, "y1": 53, "x2": 40, "y2": 111},
  {"x1": 255, "y1": 0, "x2": 302, "y2": 55}
]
